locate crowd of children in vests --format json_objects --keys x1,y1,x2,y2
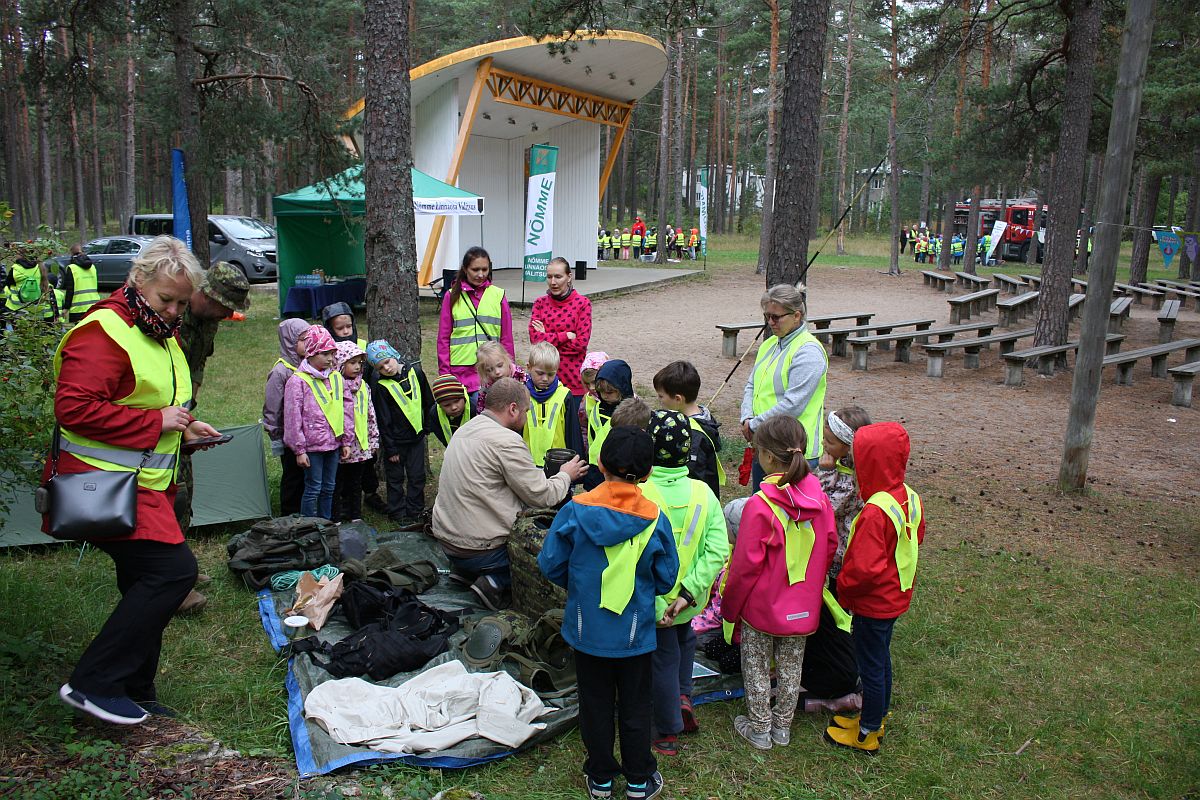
[
  {"x1": 909, "y1": 230, "x2": 996, "y2": 267},
  {"x1": 597, "y1": 216, "x2": 702, "y2": 262},
  {"x1": 263, "y1": 255, "x2": 925, "y2": 799}
]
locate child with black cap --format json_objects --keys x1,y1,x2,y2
[{"x1": 538, "y1": 427, "x2": 679, "y2": 800}]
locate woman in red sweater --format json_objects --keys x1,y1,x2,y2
[
  {"x1": 47, "y1": 236, "x2": 222, "y2": 726},
  {"x1": 529, "y1": 257, "x2": 592, "y2": 397}
]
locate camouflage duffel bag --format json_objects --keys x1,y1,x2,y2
[{"x1": 507, "y1": 508, "x2": 567, "y2": 618}]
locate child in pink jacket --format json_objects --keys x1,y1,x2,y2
[
  {"x1": 722, "y1": 416, "x2": 837, "y2": 750},
  {"x1": 284, "y1": 325, "x2": 343, "y2": 520}
]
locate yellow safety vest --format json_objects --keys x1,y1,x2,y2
[
  {"x1": 847, "y1": 485, "x2": 922, "y2": 592},
  {"x1": 352, "y1": 384, "x2": 370, "y2": 451},
  {"x1": 435, "y1": 390, "x2": 472, "y2": 443},
  {"x1": 750, "y1": 329, "x2": 827, "y2": 461},
  {"x1": 600, "y1": 515, "x2": 658, "y2": 614},
  {"x1": 379, "y1": 370, "x2": 424, "y2": 434},
  {"x1": 687, "y1": 417, "x2": 727, "y2": 486},
  {"x1": 274, "y1": 358, "x2": 298, "y2": 373},
  {"x1": 52, "y1": 309, "x2": 192, "y2": 491},
  {"x1": 647, "y1": 233, "x2": 657, "y2": 248},
  {"x1": 67, "y1": 263, "x2": 100, "y2": 314},
  {"x1": 522, "y1": 383, "x2": 570, "y2": 466},
  {"x1": 642, "y1": 478, "x2": 717, "y2": 622},
  {"x1": 296, "y1": 371, "x2": 345, "y2": 438},
  {"x1": 586, "y1": 394, "x2": 611, "y2": 465},
  {"x1": 5, "y1": 262, "x2": 43, "y2": 311},
  {"x1": 621, "y1": 232, "x2": 632, "y2": 247},
  {"x1": 448, "y1": 285, "x2": 503, "y2": 366}
]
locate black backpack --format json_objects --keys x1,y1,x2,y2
[{"x1": 226, "y1": 516, "x2": 341, "y2": 591}]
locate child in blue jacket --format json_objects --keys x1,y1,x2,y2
[{"x1": 539, "y1": 426, "x2": 679, "y2": 800}]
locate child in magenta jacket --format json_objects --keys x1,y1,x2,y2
[
  {"x1": 284, "y1": 325, "x2": 343, "y2": 520},
  {"x1": 722, "y1": 416, "x2": 837, "y2": 750}
]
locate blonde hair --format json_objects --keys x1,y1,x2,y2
[
  {"x1": 610, "y1": 397, "x2": 651, "y2": 430},
  {"x1": 475, "y1": 341, "x2": 512, "y2": 382},
  {"x1": 527, "y1": 341, "x2": 561, "y2": 373},
  {"x1": 128, "y1": 235, "x2": 203, "y2": 289},
  {"x1": 761, "y1": 283, "x2": 807, "y2": 320}
]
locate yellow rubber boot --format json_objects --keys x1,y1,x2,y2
[
  {"x1": 824, "y1": 723, "x2": 883, "y2": 754},
  {"x1": 831, "y1": 712, "x2": 888, "y2": 734}
]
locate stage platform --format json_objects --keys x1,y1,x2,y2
[{"x1": 418, "y1": 263, "x2": 701, "y2": 307}]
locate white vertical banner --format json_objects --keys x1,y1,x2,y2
[
  {"x1": 988, "y1": 221, "x2": 1007, "y2": 258},
  {"x1": 523, "y1": 145, "x2": 558, "y2": 282},
  {"x1": 697, "y1": 168, "x2": 709, "y2": 256}
]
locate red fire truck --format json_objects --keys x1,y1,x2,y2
[{"x1": 953, "y1": 199, "x2": 1046, "y2": 262}]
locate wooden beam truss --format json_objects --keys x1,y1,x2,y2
[{"x1": 485, "y1": 67, "x2": 633, "y2": 128}]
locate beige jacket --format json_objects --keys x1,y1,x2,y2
[{"x1": 432, "y1": 412, "x2": 571, "y2": 553}]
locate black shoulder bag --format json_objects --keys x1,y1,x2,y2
[{"x1": 37, "y1": 425, "x2": 143, "y2": 540}]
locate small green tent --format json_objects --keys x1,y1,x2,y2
[{"x1": 272, "y1": 165, "x2": 483, "y2": 315}]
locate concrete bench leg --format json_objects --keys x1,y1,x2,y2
[
  {"x1": 1152, "y1": 296, "x2": 1164, "y2": 311},
  {"x1": 1000, "y1": 341, "x2": 1017, "y2": 356},
  {"x1": 1107, "y1": 317, "x2": 1122, "y2": 335},
  {"x1": 950, "y1": 306, "x2": 963, "y2": 325},
  {"x1": 722, "y1": 332, "x2": 738, "y2": 359},
  {"x1": 855, "y1": 315, "x2": 872, "y2": 326},
  {"x1": 926, "y1": 352, "x2": 945, "y2": 377},
  {"x1": 1116, "y1": 363, "x2": 1135, "y2": 385},
  {"x1": 896, "y1": 340, "x2": 912, "y2": 363},
  {"x1": 1172, "y1": 375, "x2": 1194, "y2": 407},
  {"x1": 876, "y1": 328, "x2": 893, "y2": 351},
  {"x1": 1001, "y1": 309, "x2": 1015, "y2": 327},
  {"x1": 1105, "y1": 339, "x2": 1123, "y2": 356},
  {"x1": 1186, "y1": 346, "x2": 1200, "y2": 362},
  {"x1": 1005, "y1": 361, "x2": 1025, "y2": 386},
  {"x1": 1151, "y1": 354, "x2": 1169, "y2": 378},
  {"x1": 851, "y1": 347, "x2": 869, "y2": 371},
  {"x1": 1158, "y1": 321, "x2": 1175, "y2": 344},
  {"x1": 1132, "y1": 293, "x2": 1144, "y2": 305},
  {"x1": 1037, "y1": 355, "x2": 1057, "y2": 377},
  {"x1": 831, "y1": 334, "x2": 849, "y2": 358},
  {"x1": 964, "y1": 346, "x2": 982, "y2": 369}
]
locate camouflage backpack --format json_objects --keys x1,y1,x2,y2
[
  {"x1": 507, "y1": 508, "x2": 567, "y2": 618},
  {"x1": 226, "y1": 516, "x2": 341, "y2": 591}
]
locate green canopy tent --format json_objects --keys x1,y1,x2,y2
[{"x1": 272, "y1": 165, "x2": 484, "y2": 315}]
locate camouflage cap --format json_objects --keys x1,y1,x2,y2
[{"x1": 201, "y1": 262, "x2": 250, "y2": 311}]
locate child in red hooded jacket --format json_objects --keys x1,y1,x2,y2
[{"x1": 826, "y1": 422, "x2": 925, "y2": 754}]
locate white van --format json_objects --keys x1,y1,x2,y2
[{"x1": 126, "y1": 214, "x2": 278, "y2": 282}]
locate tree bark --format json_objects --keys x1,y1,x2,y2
[
  {"x1": 172, "y1": 0, "x2": 209, "y2": 266},
  {"x1": 1182, "y1": 147, "x2": 1200, "y2": 279},
  {"x1": 673, "y1": 30, "x2": 684, "y2": 231},
  {"x1": 1075, "y1": 153, "x2": 1101, "y2": 274},
  {"x1": 938, "y1": 190, "x2": 955, "y2": 270},
  {"x1": 728, "y1": 72, "x2": 741, "y2": 234},
  {"x1": 1060, "y1": 0, "x2": 1155, "y2": 491},
  {"x1": 757, "y1": 0, "x2": 781, "y2": 274},
  {"x1": 60, "y1": 31, "x2": 88, "y2": 245},
  {"x1": 363, "y1": 0, "x2": 420, "y2": 357},
  {"x1": 655, "y1": 34, "x2": 672, "y2": 262},
  {"x1": 886, "y1": 0, "x2": 900, "y2": 275},
  {"x1": 963, "y1": 186, "x2": 981, "y2": 274},
  {"x1": 834, "y1": 0, "x2": 855, "y2": 257},
  {"x1": 1128, "y1": 169, "x2": 1162, "y2": 286},
  {"x1": 1025, "y1": 158, "x2": 1047, "y2": 266},
  {"x1": 1034, "y1": 0, "x2": 1101, "y2": 348},
  {"x1": 767, "y1": 0, "x2": 833, "y2": 285},
  {"x1": 119, "y1": 3, "x2": 135, "y2": 231}
]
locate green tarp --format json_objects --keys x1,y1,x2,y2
[{"x1": 0, "y1": 423, "x2": 271, "y2": 547}]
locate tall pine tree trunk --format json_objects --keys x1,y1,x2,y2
[
  {"x1": 963, "y1": 186, "x2": 981, "y2": 273},
  {"x1": 834, "y1": 0, "x2": 855, "y2": 257},
  {"x1": 363, "y1": 0, "x2": 419, "y2": 356},
  {"x1": 1128, "y1": 170, "x2": 1162, "y2": 286},
  {"x1": 672, "y1": 31, "x2": 684, "y2": 230},
  {"x1": 886, "y1": 0, "x2": 900, "y2": 275},
  {"x1": 118, "y1": 0, "x2": 136, "y2": 229},
  {"x1": 767, "y1": 0, "x2": 833, "y2": 285},
  {"x1": 655, "y1": 33, "x2": 672, "y2": 263},
  {"x1": 756, "y1": 0, "x2": 780, "y2": 274},
  {"x1": 172, "y1": 0, "x2": 209, "y2": 266},
  {"x1": 1182, "y1": 148, "x2": 1200, "y2": 279},
  {"x1": 1075, "y1": 154, "x2": 1101, "y2": 274}
]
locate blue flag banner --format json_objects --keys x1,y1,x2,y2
[
  {"x1": 1157, "y1": 231, "x2": 1180, "y2": 269},
  {"x1": 171, "y1": 148, "x2": 193, "y2": 250}
]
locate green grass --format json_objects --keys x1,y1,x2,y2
[{"x1": 1, "y1": 233, "x2": 1196, "y2": 798}]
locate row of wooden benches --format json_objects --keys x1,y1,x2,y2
[{"x1": 922, "y1": 268, "x2": 1200, "y2": 312}]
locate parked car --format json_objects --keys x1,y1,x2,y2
[
  {"x1": 126, "y1": 214, "x2": 278, "y2": 282},
  {"x1": 50, "y1": 236, "x2": 156, "y2": 289}
]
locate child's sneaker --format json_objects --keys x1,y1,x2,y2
[
  {"x1": 770, "y1": 725, "x2": 791, "y2": 746},
  {"x1": 585, "y1": 775, "x2": 613, "y2": 799},
  {"x1": 625, "y1": 771, "x2": 664, "y2": 800},
  {"x1": 651, "y1": 733, "x2": 679, "y2": 756},
  {"x1": 679, "y1": 694, "x2": 699, "y2": 733},
  {"x1": 733, "y1": 714, "x2": 772, "y2": 750},
  {"x1": 58, "y1": 684, "x2": 148, "y2": 725},
  {"x1": 824, "y1": 723, "x2": 882, "y2": 754}
]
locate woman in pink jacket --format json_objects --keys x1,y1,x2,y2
[
  {"x1": 528, "y1": 257, "x2": 592, "y2": 396},
  {"x1": 722, "y1": 415, "x2": 837, "y2": 750},
  {"x1": 436, "y1": 247, "x2": 514, "y2": 396}
]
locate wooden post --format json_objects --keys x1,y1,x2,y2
[
  {"x1": 416, "y1": 57, "x2": 492, "y2": 287},
  {"x1": 1059, "y1": 0, "x2": 1156, "y2": 491}
]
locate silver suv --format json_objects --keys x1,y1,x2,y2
[{"x1": 126, "y1": 214, "x2": 278, "y2": 282}]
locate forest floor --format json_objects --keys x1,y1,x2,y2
[{"x1": 3, "y1": 240, "x2": 1198, "y2": 799}]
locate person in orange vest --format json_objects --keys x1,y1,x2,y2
[{"x1": 688, "y1": 228, "x2": 699, "y2": 260}]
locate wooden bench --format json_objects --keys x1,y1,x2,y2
[
  {"x1": 955, "y1": 271, "x2": 991, "y2": 290},
  {"x1": 1115, "y1": 281, "x2": 1165, "y2": 309},
  {"x1": 715, "y1": 322, "x2": 764, "y2": 358},
  {"x1": 1002, "y1": 334, "x2": 1126, "y2": 386},
  {"x1": 1147, "y1": 281, "x2": 1200, "y2": 309},
  {"x1": 807, "y1": 311, "x2": 875, "y2": 330},
  {"x1": 922, "y1": 328, "x2": 1036, "y2": 377},
  {"x1": 992, "y1": 273, "x2": 1027, "y2": 295},
  {"x1": 813, "y1": 318, "x2": 936, "y2": 357},
  {"x1": 1158, "y1": 300, "x2": 1182, "y2": 344},
  {"x1": 1168, "y1": 361, "x2": 1200, "y2": 407},
  {"x1": 997, "y1": 291, "x2": 1040, "y2": 327},
  {"x1": 1103, "y1": 338, "x2": 1200, "y2": 385},
  {"x1": 1020, "y1": 273, "x2": 1042, "y2": 289},
  {"x1": 1068, "y1": 292, "x2": 1086, "y2": 320},
  {"x1": 922, "y1": 270, "x2": 957, "y2": 292},
  {"x1": 1108, "y1": 297, "x2": 1133, "y2": 333},
  {"x1": 848, "y1": 321, "x2": 997, "y2": 371},
  {"x1": 948, "y1": 288, "x2": 1001, "y2": 323},
  {"x1": 1072, "y1": 277, "x2": 1121, "y2": 298}
]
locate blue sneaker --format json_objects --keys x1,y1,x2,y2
[
  {"x1": 625, "y1": 772, "x2": 663, "y2": 800},
  {"x1": 59, "y1": 684, "x2": 148, "y2": 725},
  {"x1": 585, "y1": 775, "x2": 613, "y2": 799}
]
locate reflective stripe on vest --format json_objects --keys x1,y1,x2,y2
[
  {"x1": 600, "y1": 515, "x2": 658, "y2": 614},
  {"x1": 621, "y1": 233, "x2": 632, "y2": 246},
  {"x1": 750, "y1": 329, "x2": 827, "y2": 461},
  {"x1": 68, "y1": 264, "x2": 100, "y2": 313},
  {"x1": 846, "y1": 485, "x2": 922, "y2": 592},
  {"x1": 586, "y1": 394, "x2": 611, "y2": 465},
  {"x1": 448, "y1": 285, "x2": 503, "y2": 366},
  {"x1": 52, "y1": 308, "x2": 191, "y2": 491},
  {"x1": 352, "y1": 385, "x2": 370, "y2": 451},
  {"x1": 296, "y1": 371, "x2": 345, "y2": 438},
  {"x1": 642, "y1": 478, "x2": 714, "y2": 601},
  {"x1": 436, "y1": 389, "x2": 471, "y2": 443},
  {"x1": 688, "y1": 417, "x2": 727, "y2": 486},
  {"x1": 755, "y1": 486, "x2": 816, "y2": 585},
  {"x1": 379, "y1": 371, "x2": 424, "y2": 434},
  {"x1": 522, "y1": 383, "x2": 570, "y2": 466}
]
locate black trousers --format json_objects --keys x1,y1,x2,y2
[
  {"x1": 796, "y1": 587, "x2": 860, "y2": 705},
  {"x1": 70, "y1": 540, "x2": 197, "y2": 700},
  {"x1": 361, "y1": 455, "x2": 380, "y2": 497},
  {"x1": 384, "y1": 439, "x2": 427, "y2": 518},
  {"x1": 281, "y1": 448, "x2": 304, "y2": 516},
  {"x1": 334, "y1": 460, "x2": 366, "y2": 522},
  {"x1": 575, "y1": 650, "x2": 656, "y2": 784}
]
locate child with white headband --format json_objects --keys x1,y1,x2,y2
[{"x1": 818, "y1": 406, "x2": 871, "y2": 579}]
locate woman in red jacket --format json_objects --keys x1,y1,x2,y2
[
  {"x1": 48, "y1": 236, "x2": 222, "y2": 726},
  {"x1": 529, "y1": 257, "x2": 592, "y2": 397}
]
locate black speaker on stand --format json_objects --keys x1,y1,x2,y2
[{"x1": 575, "y1": 260, "x2": 587, "y2": 281}]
